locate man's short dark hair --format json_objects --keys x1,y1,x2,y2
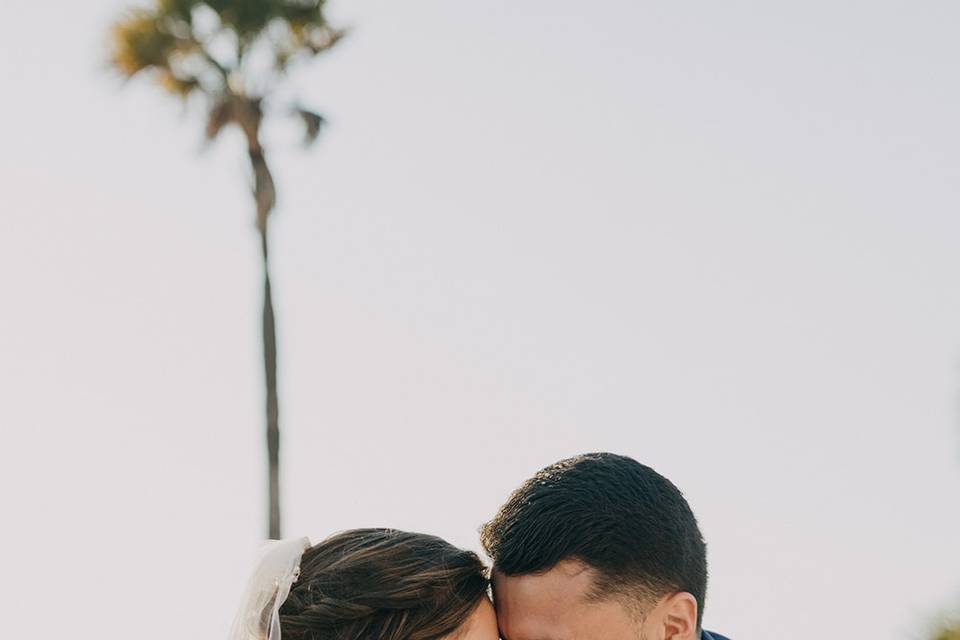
[{"x1": 480, "y1": 452, "x2": 708, "y2": 627}]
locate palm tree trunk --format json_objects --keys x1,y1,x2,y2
[
  {"x1": 247, "y1": 137, "x2": 281, "y2": 540},
  {"x1": 260, "y1": 227, "x2": 281, "y2": 540}
]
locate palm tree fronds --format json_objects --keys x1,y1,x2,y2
[
  {"x1": 110, "y1": 10, "x2": 178, "y2": 76},
  {"x1": 159, "y1": 69, "x2": 202, "y2": 96},
  {"x1": 295, "y1": 107, "x2": 325, "y2": 145},
  {"x1": 110, "y1": 7, "x2": 211, "y2": 98},
  {"x1": 159, "y1": 0, "x2": 200, "y2": 21},
  {"x1": 302, "y1": 23, "x2": 345, "y2": 54},
  {"x1": 206, "y1": 0, "x2": 279, "y2": 38}
]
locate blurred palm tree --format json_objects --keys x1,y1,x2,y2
[{"x1": 109, "y1": 0, "x2": 343, "y2": 539}]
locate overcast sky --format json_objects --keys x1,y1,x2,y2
[{"x1": 2, "y1": 1, "x2": 960, "y2": 638}]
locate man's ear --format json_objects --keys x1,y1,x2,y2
[{"x1": 661, "y1": 592, "x2": 698, "y2": 640}]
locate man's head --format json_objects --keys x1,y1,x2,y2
[{"x1": 480, "y1": 453, "x2": 707, "y2": 640}]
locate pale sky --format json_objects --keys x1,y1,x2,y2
[{"x1": 2, "y1": 1, "x2": 959, "y2": 638}]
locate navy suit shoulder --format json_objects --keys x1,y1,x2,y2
[{"x1": 702, "y1": 631, "x2": 731, "y2": 640}]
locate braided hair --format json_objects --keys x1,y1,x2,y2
[{"x1": 279, "y1": 529, "x2": 489, "y2": 640}]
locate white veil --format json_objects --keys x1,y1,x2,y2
[{"x1": 228, "y1": 537, "x2": 311, "y2": 640}]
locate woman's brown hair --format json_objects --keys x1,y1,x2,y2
[{"x1": 278, "y1": 529, "x2": 489, "y2": 640}]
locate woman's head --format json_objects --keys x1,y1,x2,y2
[{"x1": 278, "y1": 529, "x2": 496, "y2": 640}]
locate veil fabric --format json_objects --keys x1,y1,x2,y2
[{"x1": 228, "y1": 537, "x2": 311, "y2": 640}]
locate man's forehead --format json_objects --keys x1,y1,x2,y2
[
  {"x1": 492, "y1": 562, "x2": 639, "y2": 640},
  {"x1": 492, "y1": 559, "x2": 598, "y2": 605}
]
